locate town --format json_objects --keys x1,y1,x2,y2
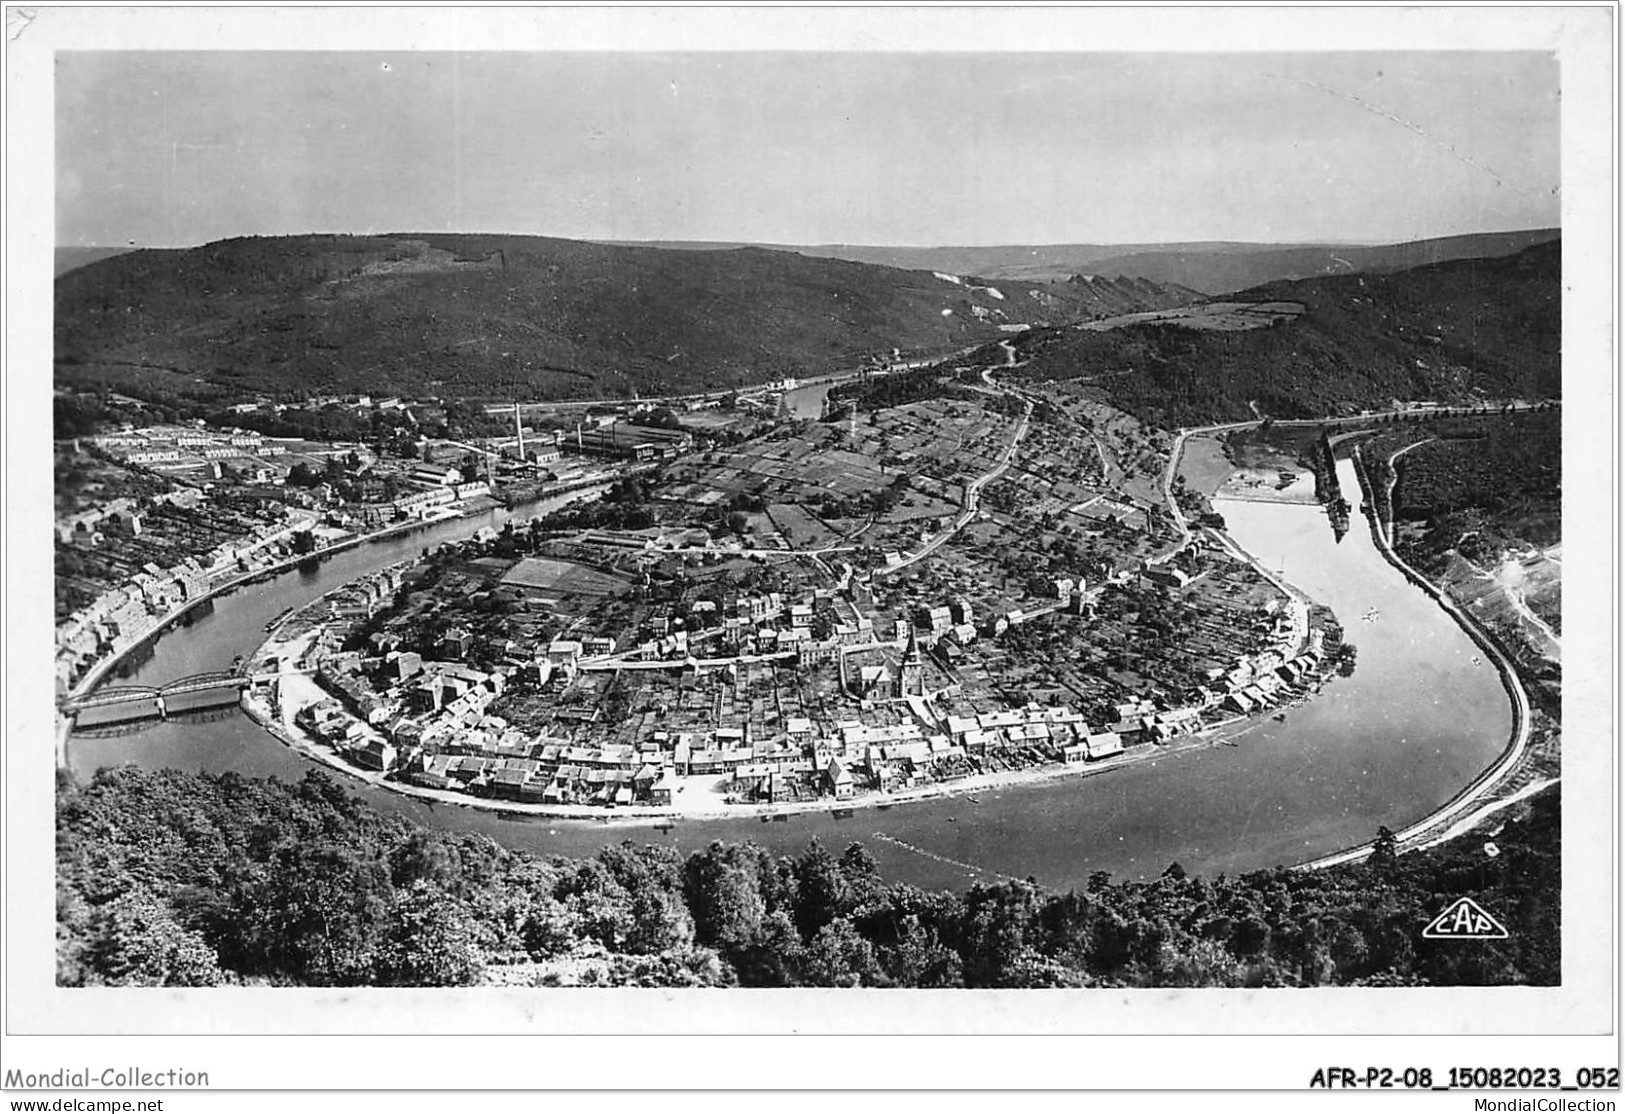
[{"x1": 52, "y1": 390, "x2": 682, "y2": 697}]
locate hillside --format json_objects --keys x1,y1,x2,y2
[
  {"x1": 53, "y1": 234, "x2": 1199, "y2": 403},
  {"x1": 1076, "y1": 229, "x2": 1561, "y2": 295},
  {"x1": 55, "y1": 246, "x2": 136, "y2": 277},
  {"x1": 614, "y1": 229, "x2": 1559, "y2": 291},
  {"x1": 1003, "y1": 240, "x2": 1560, "y2": 429},
  {"x1": 58, "y1": 765, "x2": 1559, "y2": 988},
  {"x1": 772, "y1": 240, "x2": 1324, "y2": 283}
]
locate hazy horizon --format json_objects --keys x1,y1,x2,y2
[
  {"x1": 56, "y1": 226, "x2": 1560, "y2": 254},
  {"x1": 58, "y1": 51, "x2": 1560, "y2": 250}
]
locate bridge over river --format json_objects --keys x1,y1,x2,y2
[{"x1": 62, "y1": 671, "x2": 249, "y2": 729}]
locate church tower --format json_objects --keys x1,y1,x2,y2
[{"x1": 900, "y1": 626, "x2": 925, "y2": 698}]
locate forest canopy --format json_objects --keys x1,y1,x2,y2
[{"x1": 57, "y1": 767, "x2": 1558, "y2": 989}]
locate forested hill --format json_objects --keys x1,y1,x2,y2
[
  {"x1": 53, "y1": 234, "x2": 1198, "y2": 403},
  {"x1": 1061, "y1": 228, "x2": 1561, "y2": 294},
  {"x1": 1004, "y1": 240, "x2": 1560, "y2": 430},
  {"x1": 57, "y1": 766, "x2": 1558, "y2": 989},
  {"x1": 607, "y1": 229, "x2": 1559, "y2": 291}
]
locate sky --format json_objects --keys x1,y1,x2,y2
[{"x1": 55, "y1": 50, "x2": 1561, "y2": 249}]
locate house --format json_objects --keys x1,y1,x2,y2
[
  {"x1": 410, "y1": 674, "x2": 446, "y2": 714},
  {"x1": 825, "y1": 756, "x2": 855, "y2": 800},
  {"x1": 671, "y1": 735, "x2": 694, "y2": 774},
  {"x1": 1114, "y1": 698, "x2": 1153, "y2": 721},
  {"x1": 1277, "y1": 659, "x2": 1308, "y2": 685},
  {"x1": 389, "y1": 650, "x2": 424, "y2": 681},
  {"x1": 547, "y1": 639, "x2": 584, "y2": 664},
  {"x1": 648, "y1": 768, "x2": 677, "y2": 807},
  {"x1": 1142, "y1": 565, "x2": 1192, "y2": 590},
  {"x1": 486, "y1": 766, "x2": 535, "y2": 800},
  {"x1": 354, "y1": 738, "x2": 398, "y2": 772},
  {"x1": 737, "y1": 592, "x2": 785, "y2": 624},
  {"x1": 835, "y1": 617, "x2": 876, "y2": 646},
  {"x1": 1084, "y1": 731, "x2": 1124, "y2": 760},
  {"x1": 733, "y1": 763, "x2": 775, "y2": 798},
  {"x1": 390, "y1": 719, "x2": 425, "y2": 746},
  {"x1": 632, "y1": 763, "x2": 660, "y2": 797},
  {"x1": 977, "y1": 709, "x2": 1024, "y2": 732},
  {"x1": 960, "y1": 728, "x2": 992, "y2": 754},
  {"x1": 104, "y1": 508, "x2": 144, "y2": 536},
  {"x1": 786, "y1": 636, "x2": 825, "y2": 666}
]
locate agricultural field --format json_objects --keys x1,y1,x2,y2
[
  {"x1": 764, "y1": 503, "x2": 844, "y2": 550},
  {"x1": 666, "y1": 397, "x2": 1016, "y2": 510},
  {"x1": 500, "y1": 556, "x2": 631, "y2": 597},
  {"x1": 664, "y1": 424, "x2": 892, "y2": 506},
  {"x1": 1040, "y1": 385, "x2": 1174, "y2": 506}
]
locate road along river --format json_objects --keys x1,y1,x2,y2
[{"x1": 68, "y1": 459, "x2": 1513, "y2": 892}]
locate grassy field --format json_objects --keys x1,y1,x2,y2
[
  {"x1": 1175, "y1": 434, "x2": 1233, "y2": 496},
  {"x1": 765, "y1": 504, "x2": 842, "y2": 549},
  {"x1": 500, "y1": 556, "x2": 630, "y2": 596},
  {"x1": 1079, "y1": 300, "x2": 1306, "y2": 333},
  {"x1": 668, "y1": 398, "x2": 1015, "y2": 515}
]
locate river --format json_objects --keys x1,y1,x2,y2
[{"x1": 67, "y1": 458, "x2": 1512, "y2": 892}]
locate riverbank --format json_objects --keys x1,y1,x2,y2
[
  {"x1": 63, "y1": 485, "x2": 611, "y2": 706},
  {"x1": 1168, "y1": 431, "x2": 1533, "y2": 871},
  {"x1": 66, "y1": 507, "x2": 457, "y2": 703},
  {"x1": 1290, "y1": 449, "x2": 1535, "y2": 870}
]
